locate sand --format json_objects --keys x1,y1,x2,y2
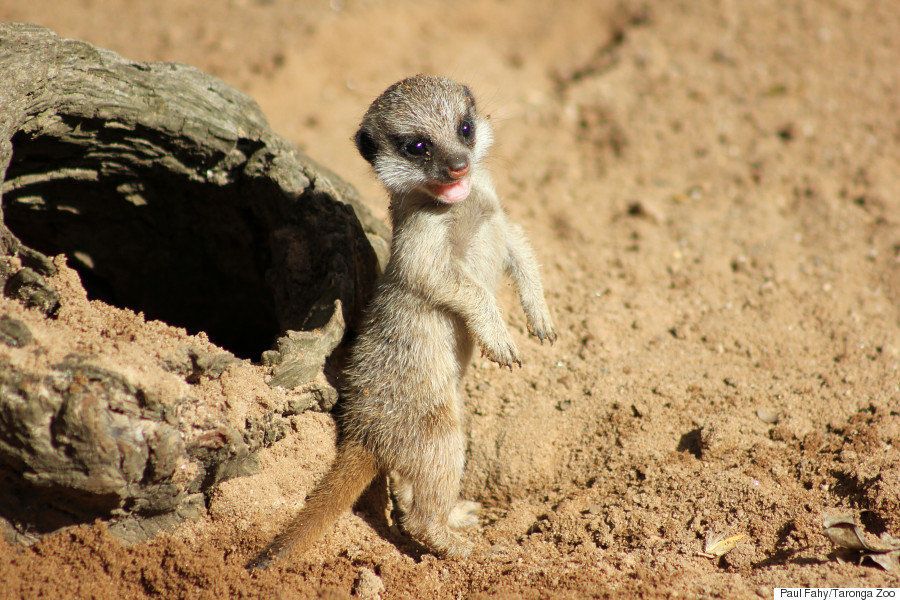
[{"x1": 0, "y1": 0, "x2": 898, "y2": 597}]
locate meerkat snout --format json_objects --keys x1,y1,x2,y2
[
  {"x1": 353, "y1": 74, "x2": 492, "y2": 204},
  {"x1": 445, "y1": 155, "x2": 469, "y2": 179}
]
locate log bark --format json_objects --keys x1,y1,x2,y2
[{"x1": 0, "y1": 23, "x2": 387, "y2": 542}]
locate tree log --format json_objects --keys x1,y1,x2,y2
[{"x1": 0, "y1": 23, "x2": 387, "y2": 542}]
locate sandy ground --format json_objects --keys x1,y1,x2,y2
[{"x1": 1, "y1": 0, "x2": 898, "y2": 597}]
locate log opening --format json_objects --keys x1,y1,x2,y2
[{"x1": 3, "y1": 114, "x2": 358, "y2": 360}]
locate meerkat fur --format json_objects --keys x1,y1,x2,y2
[{"x1": 249, "y1": 74, "x2": 555, "y2": 569}]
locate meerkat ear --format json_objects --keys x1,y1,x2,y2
[{"x1": 354, "y1": 128, "x2": 378, "y2": 164}]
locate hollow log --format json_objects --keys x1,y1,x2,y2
[{"x1": 0, "y1": 23, "x2": 387, "y2": 542}]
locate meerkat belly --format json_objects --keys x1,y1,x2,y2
[
  {"x1": 343, "y1": 290, "x2": 465, "y2": 413},
  {"x1": 458, "y1": 215, "x2": 508, "y2": 292},
  {"x1": 340, "y1": 291, "x2": 467, "y2": 457}
]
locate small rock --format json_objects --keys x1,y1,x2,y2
[
  {"x1": 0, "y1": 316, "x2": 32, "y2": 348},
  {"x1": 668, "y1": 326, "x2": 686, "y2": 340},
  {"x1": 3, "y1": 267, "x2": 60, "y2": 316},
  {"x1": 283, "y1": 379, "x2": 339, "y2": 414},
  {"x1": 260, "y1": 349, "x2": 280, "y2": 366},
  {"x1": 186, "y1": 348, "x2": 237, "y2": 383},
  {"x1": 353, "y1": 567, "x2": 384, "y2": 599},
  {"x1": 755, "y1": 408, "x2": 779, "y2": 424},
  {"x1": 625, "y1": 200, "x2": 663, "y2": 224},
  {"x1": 0, "y1": 516, "x2": 18, "y2": 544},
  {"x1": 556, "y1": 398, "x2": 572, "y2": 411},
  {"x1": 159, "y1": 348, "x2": 194, "y2": 376},
  {"x1": 18, "y1": 248, "x2": 57, "y2": 277},
  {"x1": 720, "y1": 539, "x2": 754, "y2": 570},
  {"x1": 698, "y1": 416, "x2": 742, "y2": 458},
  {"x1": 777, "y1": 123, "x2": 795, "y2": 142},
  {"x1": 251, "y1": 412, "x2": 289, "y2": 447},
  {"x1": 730, "y1": 255, "x2": 750, "y2": 273},
  {"x1": 166, "y1": 347, "x2": 238, "y2": 384}
]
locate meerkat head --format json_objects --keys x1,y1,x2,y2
[{"x1": 354, "y1": 74, "x2": 493, "y2": 204}]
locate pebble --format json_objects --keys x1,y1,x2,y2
[
  {"x1": 755, "y1": 408, "x2": 780, "y2": 424},
  {"x1": 0, "y1": 316, "x2": 32, "y2": 348},
  {"x1": 353, "y1": 567, "x2": 385, "y2": 599}
]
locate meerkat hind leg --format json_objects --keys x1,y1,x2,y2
[
  {"x1": 388, "y1": 471, "x2": 414, "y2": 529},
  {"x1": 389, "y1": 472, "x2": 414, "y2": 510},
  {"x1": 449, "y1": 500, "x2": 481, "y2": 529},
  {"x1": 396, "y1": 436, "x2": 473, "y2": 558},
  {"x1": 393, "y1": 473, "x2": 479, "y2": 530},
  {"x1": 400, "y1": 480, "x2": 473, "y2": 558}
]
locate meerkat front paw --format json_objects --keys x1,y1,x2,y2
[
  {"x1": 481, "y1": 337, "x2": 521, "y2": 369},
  {"x1": 527, "y1": 311, "x2": 557, "y2": 344}
]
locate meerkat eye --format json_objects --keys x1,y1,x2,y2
[
  {"x1": 402, "y1": 138, "x2": 431, "y2": 158},
  {"x1": 458, "y1": 118, "x2": 475, "y2": 144}
]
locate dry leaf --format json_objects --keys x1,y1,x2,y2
[
  {"x1": 822, "y1": 514, "x2": 900, "y2": 572},
  {"x1": 698, "y1": 531, "x2": 746, "y2": 558},
  {"x1": 863, "y1": 551, "x2": 900, "y2": 572},
  {"x1": 878, "y1": 532, "x2": 900, "y2": 549},
  {"x1": 823, "y1": 515, "x2": 870, "y2": 551}
]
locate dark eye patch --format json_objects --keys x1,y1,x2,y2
[
  {"x1": 397, "y1": 136, "x2": 432, "y2": 158},
  {"x1": 457, "y1": 117, "x2": 475, "y2": 145}
]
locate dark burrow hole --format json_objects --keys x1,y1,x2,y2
[{"x1": 2, "y1": 117, "x2": 375, "y2": 360}]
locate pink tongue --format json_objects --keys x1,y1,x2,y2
[{"x1": 433, "y1": 177, "x2": 471, "y2": 203}]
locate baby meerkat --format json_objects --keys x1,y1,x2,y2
[{"x1": 249, "y1": 74, "x2": 555, "y2": 568}]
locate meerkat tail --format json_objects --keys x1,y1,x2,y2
[{"x1": 247, "y1": 441, "x2": 377, "y2": 570}]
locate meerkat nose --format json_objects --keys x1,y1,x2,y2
[{"x1": 446, "y1": 156, "x2": 470, "y2": 180}]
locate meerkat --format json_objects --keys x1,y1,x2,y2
[{"x1": 248, "y1": 74, "x2": 555, "y2": 569}]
